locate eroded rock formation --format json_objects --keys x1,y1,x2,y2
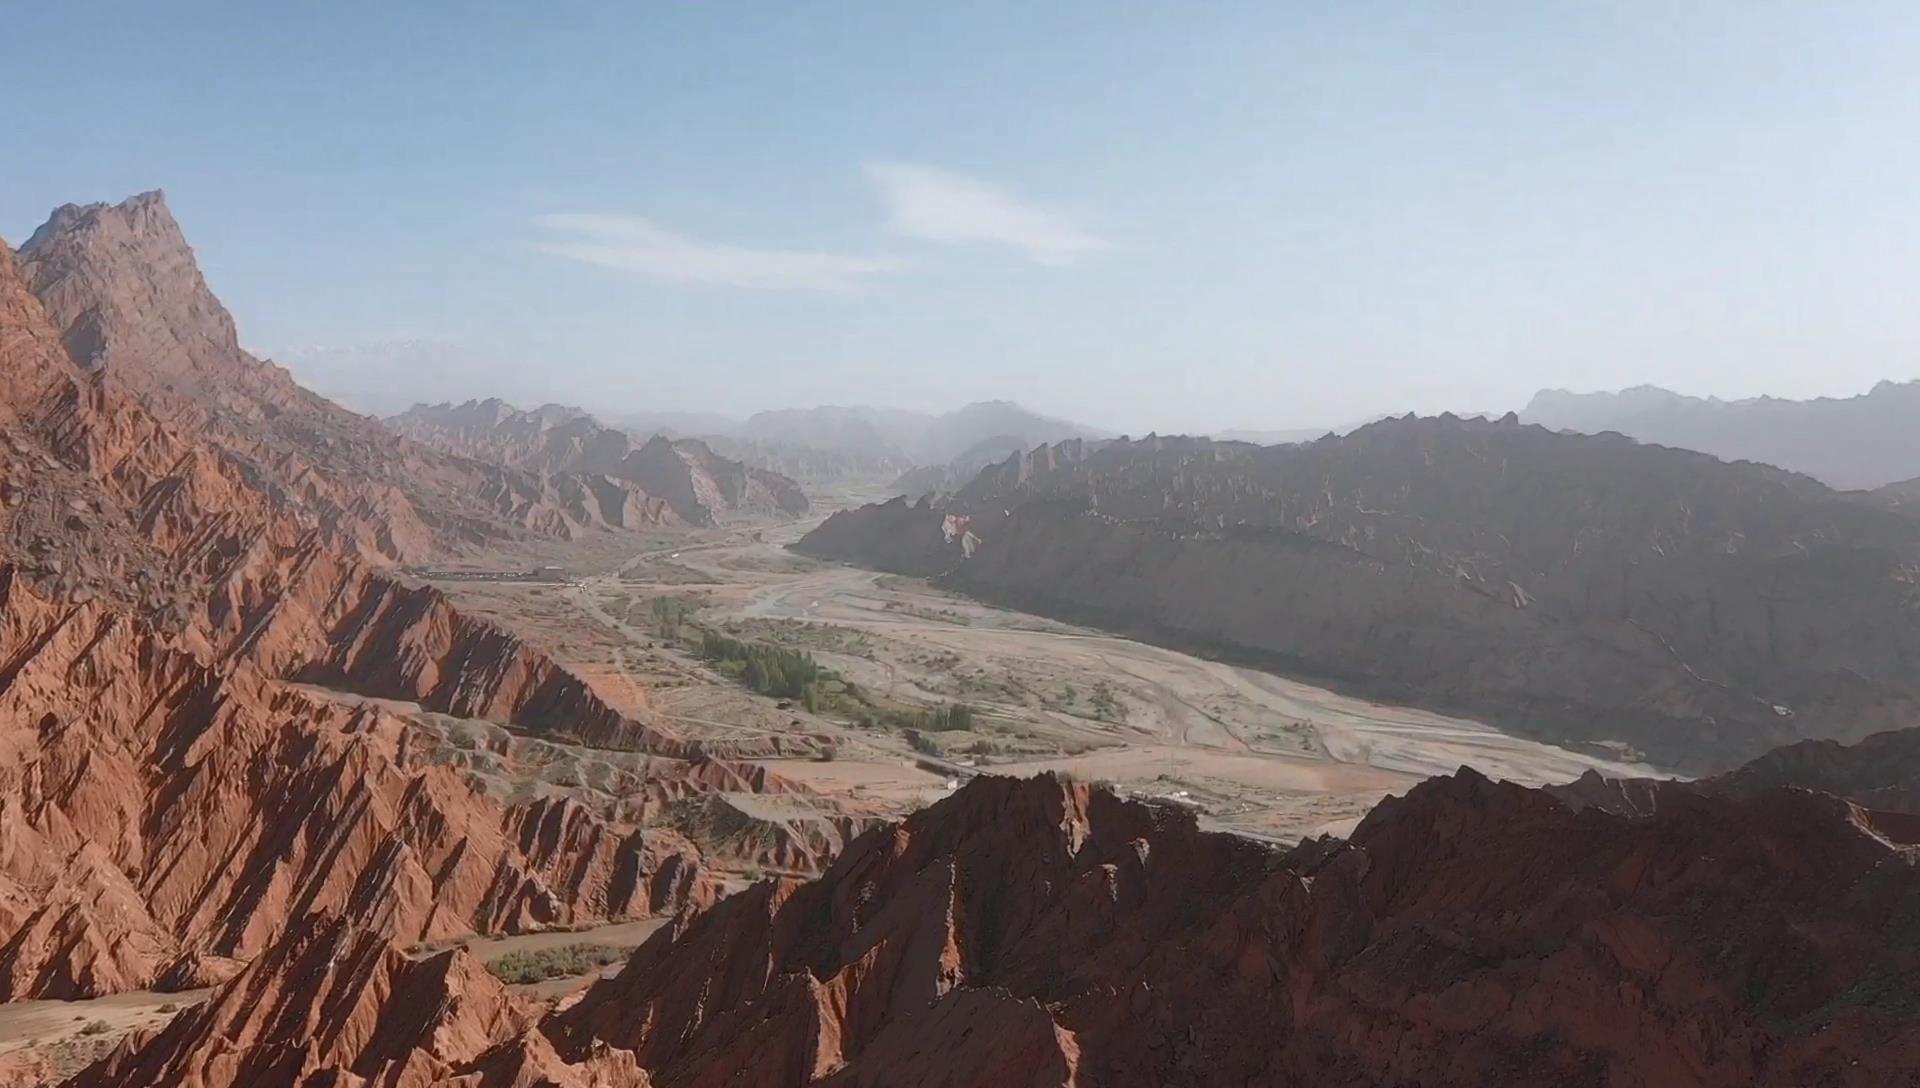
[
  {"x1": 69, "y1": 748, "x2": 1920, "y2": 1087},
  {"x1": 0, "y1": 207, "x2": 812, "y2": 1008},
  {"x1": 544, "y1": 769, "x2": 1920, "y2": 1086},
  {"x1": 3, "y1": 229, "x2": 798, "y2": 763},
  {"x1": 1553, "y1": 722, "x2": 1920, "y2": 832},
  {"x1": 390, "y1": 399, "x2": 809, "y2": 524},
  {"x1": 0, "y1": 572, "x2": 715, "y2": 1001},
  {"x1": 67, "y1": 917, "x2": 654, "y2": 1087}
]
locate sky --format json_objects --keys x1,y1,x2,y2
[{"x1": 5, "y1": 1, "x2": 1919, "y2": 433}]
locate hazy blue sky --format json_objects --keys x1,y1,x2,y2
[{"x1": 6, "y1": 2, "x2": 1918, "y2": 431}]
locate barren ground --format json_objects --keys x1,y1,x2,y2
[{"x1": 420, "y1": 483, "x2": 1657, "y2": 842}]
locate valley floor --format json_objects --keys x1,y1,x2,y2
[{"x1": 424, "y1": 483, "x2": 1656, "y2": 843}]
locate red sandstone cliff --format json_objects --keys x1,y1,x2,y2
[
  {"x1": 77, "y1": 763, "x2": 1920, "y2": 1086},
  {"x1": 0, "y1": 571, "x2": 716, "y2": 1002},
  {"x1": 66, "y1": 917, "x2": 654, "y2": 1087},
  {"x1": 0, "y1": 216, "x2": 808, "y2": 1005},
  {"x1": 2, "y1": 230, "x2": 805, "y2": 761}
]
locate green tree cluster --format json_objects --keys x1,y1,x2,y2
[{"x1": 700, "y1": 630, "x2": 821, "y2": 698}]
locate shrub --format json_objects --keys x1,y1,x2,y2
[{"x1": 484, "y1": 943, "x2": 627, "y2": 985}]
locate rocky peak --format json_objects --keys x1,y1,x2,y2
[
  {"x1": 18, "y1": 190, "x2": 249, "y2": 397},
  {"x1": 13, "y1": 191, "x2": 700, "y2": 558}
]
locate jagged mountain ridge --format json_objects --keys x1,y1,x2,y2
[
  {"x1": 1551, "y1": 722, "x2": 1920, "y2": 827},
  {"x1": 17, "y1": 192, "x2": 676, "y2": 554},
  {"x1": 0, "y1": 234, "x2": 754, "y2": 756},
  {"x1": 1522, "y1": 380, "x2": 1920, "y2": 490},
  {"x1": 799, "y1": 418, "x2": 1920, "y2": 771},
  {"x1": 79, "y1": 755, "x2": 1920, "y2": 1087},
  {"x1": 388, "y1": 398, "x2": 809, "y2": 523}
]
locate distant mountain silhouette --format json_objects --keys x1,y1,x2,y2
[
  {"x1": 1522, "y1": 380, "x2": 1920, "y2": 489},
  {"x1": 738, "y1": 400, "x2": 1102, "y2": 466}
]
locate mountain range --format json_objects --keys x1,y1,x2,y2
[
  {"x1": 799, "y1": 417, "x2": 1920, "y2": 772},
  {"x1": 1520, "y1": 380, "x2": 1920, "y2": 490},
  {"x1": 387, "y1": 399, "x2": 809, "y2": 524}
]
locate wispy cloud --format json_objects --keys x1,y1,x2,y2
[
  {"x1": 532, "y1": 214, "x2": 902, "y2": 294},
  {"x1": 865, "y1": 162, "x2": 1111, "y2": 266}
]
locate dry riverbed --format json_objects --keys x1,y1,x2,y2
[{"x1": 421, "y1": 490, "x2": 1657, "y2": 843}]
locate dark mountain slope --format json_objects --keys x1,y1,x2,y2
[{"x1": 800, "y1": 417, "x2": 1920, "y2": 770}]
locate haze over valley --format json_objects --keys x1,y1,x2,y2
[{"x1": 8, "y1": 4, "x2": 1920, "y2": 1086}]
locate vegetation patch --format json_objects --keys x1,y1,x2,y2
[
  {"x1": 700, "y1": 629, "x2": 825, "y2": 700},
  {"x1": 484, "y1": 943, "x2": 627, "y2": 985}
]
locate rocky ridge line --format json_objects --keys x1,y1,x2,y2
[
  {"x1": 389, "y1": 399, "x2": 810, "y2": 525},
  {"x1": 18, "y1": 192, "x2": 676, "y2": 557},
  {"x1": 74, "y1": 759, "x2": 1920, "y2": 1086}
]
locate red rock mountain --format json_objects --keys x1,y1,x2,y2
[
  {"x1": 390, "y1": 399, "x2": 810, "y2": 524},
  {"x1": 535, "y1": 770, "x2": 1920, "y2": 1086},
  {"x1": 0, "y1": 570, "x2": 714, "y2": 1002},
  {"x1": 1, "y1": 222, "x2": 798, "y2": 759},
  {"x1": 800, "y1": 423, "x2": 1920, "y2": 772},
  {"x1": 0, "y1": 212, "x2": 810, "y2": 1005},
  {"x1": 17, "y1": 192, "x2": 674, "y2": 553},
  {"x1": 78, "y1": 761, "x2": 1920, "y2": 1087}
]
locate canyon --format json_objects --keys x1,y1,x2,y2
[{"x1": 2, "y1": 187, "x2": 1919, "y2": 1088}]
